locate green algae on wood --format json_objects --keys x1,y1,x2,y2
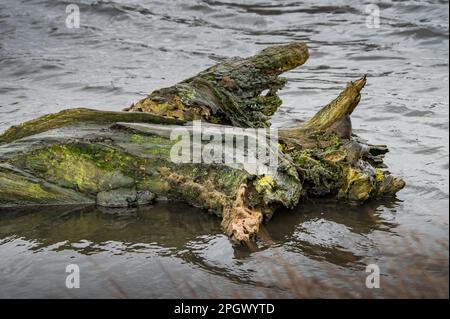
[
  {"x1": 0, "y1": 120, "x2": 301, "y2": 241},
  {"x1": 0, "y1": 163, "x2": 93, "y2": 206}
]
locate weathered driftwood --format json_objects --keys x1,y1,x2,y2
[
  {"x1": 0, "y1": 118, "x2": 301, "y2": 242},
  {"x1": 0, "y1": 42, "x2": 404, "y2": 242},
  {"x1": 125, "y1": 42, "x2": 309, "y2": 128}
]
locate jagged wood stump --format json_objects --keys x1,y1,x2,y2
[{"x1": 0, "y1": 42, "x2": 404, "y2": 242}]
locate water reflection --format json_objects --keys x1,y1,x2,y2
[
  {"x1": 0, "y1": 203, "x2": 222, "y2": 253},
  {"x1": 0, "y1": 197, "x2": 401, "y2": 280},
  {"x1": 263, "y1": 198, "x2": 401, "y2": 267}
]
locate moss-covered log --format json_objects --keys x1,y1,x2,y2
[
  {"x1": 279, "y1": 75, "x2": 405, "y2": 202},
  {"x1": 0, "y1": 119, "x2": 300, "y2": 242},
  {"x1": 125, "y1": 42, "x2": 309, "y2": 128},
  {"x1": 0, "y1": 42, "x2": 405, "y2": 242}
]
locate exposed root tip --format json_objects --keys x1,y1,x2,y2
[{"x1": 352, "y1": 74, "x2": 367, "y2": 92}]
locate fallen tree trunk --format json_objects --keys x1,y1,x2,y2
[
  {"x1": 0, "y1": 117, "x2": 301, "y2": 242},
  {"x1": 0, "y1": 42, "x2": 404, "y2": 242},
  {"x1": 125, "y1": 42, "x2": 309, "y2": 128}
]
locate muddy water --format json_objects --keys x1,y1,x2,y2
[{"x1": 0, "y1": 0, "x2": 448, "y2": 298}]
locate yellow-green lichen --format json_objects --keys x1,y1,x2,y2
[
  {"x1": 375, "y1": 168, "x2": 385, "y2": 183},
  {"x1": 338, "y1": 167, "x2": 375, "y2": 202},
  {"x1": 131, "y1": 134, "x2": 145, "y2": 143},
  {"x1": 0, "y1": 169, "x2": 91, "y2": 205},
  {"x1": 255, "y1": 175, "x2": 276, "y2": 191},
  {"x1": 0, "y1": 171, "x2": 58, "y2": 201}
]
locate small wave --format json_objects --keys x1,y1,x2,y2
[{"x1": 388, "y1": 26, "x2": 449, "y2": 41}]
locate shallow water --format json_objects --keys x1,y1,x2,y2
[{"x1": 0, "y1": 0, "x2": 448, "y2": 298}]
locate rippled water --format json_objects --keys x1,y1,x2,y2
[{"x1": 0, "y1": 0, "x2": 448, "y2": 298}]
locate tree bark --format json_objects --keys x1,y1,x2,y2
[
  {"x1": 125, "y1": 42, "x2": 309, "y2": 128},
  {"x1": 0, "y1": 42, "x2": 404, "y2": 242}
]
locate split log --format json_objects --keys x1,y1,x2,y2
[{"x1": 0, "y1": 42, "x2": 404, "y2": 242}]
